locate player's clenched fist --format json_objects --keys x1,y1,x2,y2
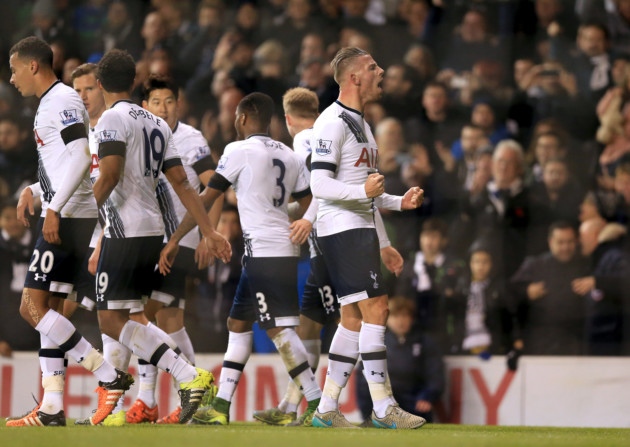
[
  {"x1": 401, "y1": 186, "x2": 424, "y2": 210},
  {"x1": 365, "y1": 172, "x2": 385, "y2": 198}
]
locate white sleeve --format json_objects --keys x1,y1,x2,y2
[
  {"x1": 374, "y1": 208, "x2": 391, "y2": 249},
  {"x1": 302, "y1": 198, "x2": 318, "y2": 224},
  {"x1": 214, "y1": 143, "x2": 243, "y2": 184},
  {"x1": 310, "y1": 118, "x2": 367, "y2": 201},
  {"x1": 28, "y1": 182, "x2": 42, "y2": 198},
  {"x1": 374, "y1": 193, "x2": 402, "y2": 211},
  {"x1": 293, "y1": 155, "x2": 311, "y2": 195},
  {"x1": 310, "y1": 168, "x2": 367, "y2": 200},
  {"x1": 47, "y1": 137, "x2": 91, "y2": 213}
]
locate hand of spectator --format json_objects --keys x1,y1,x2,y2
[
  {"x1": 42, "y1": 208, "x2": 62, "y2": 245},
  {"x1": 212, "y1": 31, "x2": 239, "y2": 71},
  {"x1": 518, "y1": 64, "x2": 543, "y2": 91},
  {"x1": 289, "y1": 218, "x2": 312, "y2": 245},
  {"x1": 572, "y1": 276, "x2": 595, "y2": 295},
  {"x1": 436, "y1": 68, "x2": 456, "y2": 86},
  {"x1": 159, "y1": 240, "x2": 180, "y2": 275},
  {"x1": 415, "y1": 400, "x2": 432, "y2": 414},
  {"x1": 596, "y1": 87, "x2": 623, "y2": 118},
  {"x1": 506, "y1": 348, "x2": 522, "y2": 371},
  {"x1": 527, "y1": 281, "x2": 547, "y2": 300},
  {"x1": 599, "y1": 137, "x2": 630, "y2": 166},
  {"x1": 559, "y1": 69, "x2": 578, "y2": 97},
  {"x1": 381, "y1": 245, "x2": 404, "y2": 277},
  {"x1": 365, "y1": 173, "x2": 385, "y2": 198},
  {"x1": 17, "y1": 186, "x2": 35, "y2": 227},
  {"x1": 435, "y1": 141, "x2": 456, "y2": 173},
  {"x1": 409, "y1": 143, "x2": 433, "y2": 178},
  {"x1": 401, "y1": 187, "x2": 424, "y2": 210},
  {"x1": 470, "y1": 168, "x2": 491, "y2": 196},
  {"x1": 596, "y1": 172, "x2": 616, "y2": 191},
  {"x1": 0, "y1": 341, "x2": 12, "y2": 358},
  {"x1": 547, "y1": 21, "x2": 562, "y2": 37}
]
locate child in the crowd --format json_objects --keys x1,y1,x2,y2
[
  {"x1": 396, "y1": 218, "x2": 465, "y2": 350},
  {"x1": 449, "y1": 241, "x2": 522, "y2": 368}
]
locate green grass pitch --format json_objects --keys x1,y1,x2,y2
[{"x1": 2, "y1": 421, "x2": 630, "y2": 447}]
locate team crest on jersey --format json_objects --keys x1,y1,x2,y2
[
  {"x1": 217, "y1": 156, "x2": 228, "y2": 171},
  {"x1": 194, "y1": 146, "x2": 209, "y2": 160},
  {"x1": 97, "y1": 130, "x2": 118, "y2": 143},
  {"x1": 315, "y1": 139, "x2": 332, "y2": 155},
  {"x1": 59, "y1": 109, "x2": 79, "y2": 125}
]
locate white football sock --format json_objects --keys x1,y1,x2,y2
[
  {"x1": 137, "y1": 359, "x2": 158, "y2": 408},
  {"x1": 38, "y1": 334, "x2": 64, "y2": 414},
  {"x1": 216, "y1": 331, "x2": 252, "y2": 402},
  {"x1": 360, "y1": 322, "x2": 396, "y2": 418},
  {"x1": 119, "y1": 320, "x2": 196, "y2": 383},
  {"x1": 169, "y1": 327, "x2": 195, "y2": 365},
  {"x1": 35, "y1": 309, "x2": 117, "y2": 383},
  {"x1": 318, "y1": 325, "x2": 359, "y2": 413},
  {"x1": 272, "y1": 328, "x2": 321, "y2": 402}
]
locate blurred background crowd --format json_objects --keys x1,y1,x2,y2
[{"x1": 1, "y1": 1, "x2": 630, "y2": 399}]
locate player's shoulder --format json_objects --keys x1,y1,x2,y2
[
  {"x1": 174, "y1": 122, "x2": 207, "y2": 147},
  {"x1": 223, "y1": 139, "x2": 244, "y2": 153},
  {"x1": 175, "y1": 121, "x2": 203, "y2": 138},
  {"x1": 98, "y1": 105, "x2": 125, "y2": 126},
  {"x1": 174, "y1": 122, "x2": 211, "y2": 162},
  {"x1": 313, "y1": 104, "x2": 345, "y2": 132},
  {"x1": 47, "y1": 81, "x2": 79, "y2": 100},
  {"x1": 293, "y1": 128, "x2": 313, "y2": 155},
  {"x1": 41, "y1": 81, "x2": 83, "y2": 116}
]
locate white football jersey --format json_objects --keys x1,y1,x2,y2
[
  {"x1": 95, "y1": 100, "x2": 181, "y2": 238},
  {"x1": 292, "y1": 127, "x2": 313, "y2": 162},
  {"x1": 88, "y1": 126, "x2": 102, "y2": 248},
  {"x1": 292, "y1": 127, "x2": 320, "y2": 258},
  {"x1": 310, "y1": 101, "x2": 379, "y2": 236},
  {"x1": 215, "y1": 134, "x2": 310, "y2": 257},
  {"x1": 34, "y1": 81, "x2": 96, "y2": 218},
  {"x1": 156, "y1": 121, "x2": 213, "y2": 249}
]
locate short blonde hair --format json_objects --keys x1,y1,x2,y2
[
  {"x1": 282, "y1": 87, "x2": 319, "y2": 119},
  {"x1": 330, "y1": 46, "x2": 369, "y2": 84}
]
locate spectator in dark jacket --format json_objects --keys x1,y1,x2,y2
[
  {"x1": 573, "y1": 218, "x2": 630, "y2": 355},
  {"x1": 0, "y1": 200, "x2": 38, "y2": 355},
  {"x1": 356, "y1": 297, "x2": 445, "y2": 425},
  {"x1": 0, "y1": 114, "x2": 37, "y2": 197},
  {"x1": 452, "y1": 140, "x2": 531, "y2": 281},
  {"x1": 527, "y1": 158, "x2": 584, "y2": 255},
  {"x1": 511, "y1": 221, "x2": 590, "y2": 355}
]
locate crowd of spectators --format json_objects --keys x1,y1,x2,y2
[{"x1": 1, "y1": 0, "x2": 630, "y2": 384}]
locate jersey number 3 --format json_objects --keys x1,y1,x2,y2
[{"x1": 272, "y1": 158, "x2": 286, "y2": 207}]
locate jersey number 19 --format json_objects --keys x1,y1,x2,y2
[{"x1": 143, "y1": 127, "x2": 165, "y2": 178}]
